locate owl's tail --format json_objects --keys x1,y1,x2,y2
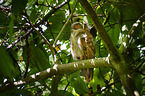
[{"x1": 81, "y1": 68, "x2": 93, "y2": 82}]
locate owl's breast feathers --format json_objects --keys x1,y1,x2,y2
[{"x1": 70, "y1": 28, "x2": 95, "y2": 60}]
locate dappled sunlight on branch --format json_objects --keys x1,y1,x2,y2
[{"x1": 0, "y1": 58, "x2": 111, "y2": 92}]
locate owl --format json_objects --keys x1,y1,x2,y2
[{"x1": 70, "y1": 22, "x2": 96, "y2": 82}]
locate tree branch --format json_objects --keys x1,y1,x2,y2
[
  {"x1": 77, "y1": 0, "x2": 138, "y2": 95},
  {"x1": 36, "y1": 0, "x2": 69, "y2": 26},
  {"x1": 0, "y1": 58, "x2": 111, "y2": 93}
]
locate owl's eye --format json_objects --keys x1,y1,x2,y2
[{"x1": 75, "y1": 24, "x2": 81, "y2": 29}]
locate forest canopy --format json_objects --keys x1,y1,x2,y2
[{"x1": 0, "y1": 0, "x2": 145, "y2": 96}]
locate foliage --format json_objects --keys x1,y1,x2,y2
[{"x1": 0, "y1": 0, "x2": 145, "y2": 95}]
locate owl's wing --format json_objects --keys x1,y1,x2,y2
[
  {"x1": 80, "y1": 30, "x2": 95, "y2": 82},
  {"x1": 80, "y1": 31, "x2": 95, "y2": 59}
]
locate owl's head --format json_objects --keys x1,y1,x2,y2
[{"x1": 71, "y1": 22, "x2": 83, "y2": 30}]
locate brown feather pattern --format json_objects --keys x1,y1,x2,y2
[{"x1": 70, "y1": 22, "x2": 95, "y2": 82}]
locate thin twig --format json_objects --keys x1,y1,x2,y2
[
  {"x1": 37, "y1": 1, "x2": 69, "y2": 26},
  {"x1": 23, "y1": 10, "x2": 56, "y2": 61},
  {"x1": 64, "y1": 81, "x2": 70, "y2": 93},
  {"x1": 34, "y1": 27, "x2": 56, "y2": 61},
  {"x1": 53, "y1": 0, "x2": 78, "y2": 46},
  {"x1": 24, "y1": 35, "x2": 30, "y2": 78},
  {"x1": 0, "y1": 26, "x2": 29, "y2": 29},
  {"x1": 119, "y1": 13, "x2": 145, "y2": 52}
]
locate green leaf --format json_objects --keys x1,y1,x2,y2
[
  {"x1": 90, "y1": 68, "x2": 105, "y2": 91},
  {"x1": 95, "y1": 36, "x2": 108, "y2": 57},
  {"x1": 69, "y1": 71, "x2": 88, "y2": 94},
  {"x1": 59, "y1": 23, "x2": 71, "y2": 41},
  {"x1": 109, "y1": 7, "x2": 120, "y2": 23},
  {"x1": 9, "y1": 14, "x2": 15, "y2": 39},
  {"x1": 0, "y1": 11, "x2": 10, "y2": 26},
  {"x1": 12, "y1": 0, "x2": 28, "y2": 15},
  {"x1": 30, "y1": 43, "x2": 51, "y2": 69},
  {"x1": 0, "y1": 47, "x2": 19, "y2": 79},
  {"x1": 49, "y1": 10, "x2": 65, "y2": 37},
  {"x1": 108, "y1": 24, "x2": 120, "y2": 45},
  {"x1": 25, "y1": 42, "x2": 51, "y2": 75},
  {"x1": 29, "y1": 8, "x2": 39, "y2": 23},
  {"x1": 38, "y1": 0, "x2": 43, "y2": 4},
  {"x1": 59, "y1": 90, "x2": 74, "y2": 96},
  {"x1": 134, "y1": 74, "x2": 143, "y2": 93},
  {"x1": 111, "y1": 89, "x2": 126, "y2": 96},
  {"x1": 117, "y1": 0, "x2": 141, "y2": 29}
]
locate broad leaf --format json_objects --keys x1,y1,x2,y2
[
  {"x1": 0, "y1": 47, "x2": 19, "y2": 79},
  {"x1": 69, "y1": 71, "x2": 88, "y2": 95}
]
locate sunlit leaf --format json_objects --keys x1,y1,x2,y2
[
  {"x1": 90, "y1": 68, "x2": 105, "y2": 92},
  {"x1": 108, "y1": 24, "x2": 120, "y2": 45}
]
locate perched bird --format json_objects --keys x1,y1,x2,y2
[{"x1": 70, "y1": 22, "x2": 95, "y2": 82}]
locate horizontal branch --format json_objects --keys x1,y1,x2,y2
[
  {"x1": 24, "y1": 58, "x2": 111, "y2": 84},
  {"x1": 0, "y1": 58, "x2": 112, "y2": 92},
  {"x1": 57, "y1": 58, "x2": 112, "y2": 74}
]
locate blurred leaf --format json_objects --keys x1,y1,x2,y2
[
  {"x1": 8, "y1": 14, "x2": 15, "y2": 38},
  {"x1": 27, "y1": 42, "x2": 51, "y2": 74},
  {"x1": 0, "y1": 11, "x2": 10, "y2": 26},
  {"x1": 12, "y1": 0, "x2": 28, "y2": 15},
  {"x1": 111, "y1": 89, "x2": 126, "y2": 96},
  {"x1": 116, "y1": 0, "x2": 141, "y2": 29},
  {"x1": 38, "y1": 0, "x2": 43, "y2": 4},
  {"x1": 30, "y1": 43, "x2": 50, "y2": 68},
  {"x1": 100, "y1": 46, "x2": 108, "y2": 57},
  {"x1": 109, "y1": 7, "x2": 120, "y2": 23},
  {"x1": 90, "y1": 68, "x2": 105, "y2": 91},
  {"x1": 69, "y1": 71, "x2": 88, "y2": 95},
  {"x1": 59, "y1": 90, "x2": 74, "y2": 96},
  {"x1": 0, "y1": 88, "x2": 33, "y2": 96},
  {"x1": 29, "y1": 8, "x2": 39, "y2": 23},
  {"x1": 95, "y1": 37, "x2": 108, "y2": 57},
  {"x1": 59, "y1": 23, "x2": 71, "y2": 41},
  {"x1": 0, "y1": 47, "x2": 19, "y2": 79},
  {"x1": 134, "y1": 74, "x2": 143, "y2": 93},
  {"x1": 48, "y1": 11, "x2": 65, "y2": 38},
  {"x1": 115, "y1": 81, "x2": 123, "y2": 92}
]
